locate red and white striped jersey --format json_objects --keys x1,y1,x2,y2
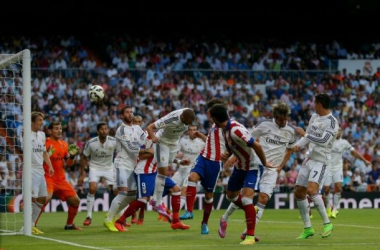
[
  {"x1": 224, "y1": 119, "x2": 258, "y2": 171},
  {"x1": 200, "y1": 124, "x2": 226, "y2": 162},
  {"x1": 134, "y1": 131, "x2": 157, "y2": 174}
]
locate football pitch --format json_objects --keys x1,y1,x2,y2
[{"x1": 1, "y1": 209, "x2": 380, "y2": 250}]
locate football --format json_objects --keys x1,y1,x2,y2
[{"x1": 88, "y1": 85, "x2": 105, "y2": 102}]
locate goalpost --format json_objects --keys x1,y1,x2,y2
[{"x1": 0, "y1": 50, "x2": 31, "y2": 235}]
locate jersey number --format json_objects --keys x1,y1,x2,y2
[{"x1": 312, "y1": 171, "x2": 318, "y2": 178}]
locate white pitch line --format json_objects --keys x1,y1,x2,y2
[
  {"x1": 30, "y1": 235, "x2": 114, "y2": 250},
  {"x1": 108, "y1": 242, "x2": 380, "y2": 249},
  {"x1": 221, "y1": 219, "x2": 380, "y2": 230}
]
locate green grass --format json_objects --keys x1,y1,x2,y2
[{"x1": 1, "y1": 209, "x2": 380, "y2": 250}]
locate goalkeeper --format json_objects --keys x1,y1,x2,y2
[{"x1": 35, "y1": 121, "x2": 82, "y2": 230}]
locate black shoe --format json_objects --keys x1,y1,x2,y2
[{"x1": 64, "y1": 224, "x2": 83, "y2": 230}]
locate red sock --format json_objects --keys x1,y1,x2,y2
[
  {"x1": 138, "y1": 206, "x2": 145, "y2": 220},
  {"x1": 244, "y1": 204, "x2": 256, "y2": 236},
  {"x1": 171, "y1": 195, "x2": 180, "y2": 223},
  {"x1": 186, "y1": 186, "x2": 197, "y2": 213},
  {"x1": 233, "y1": 195, "x2": 244, "y2": 209},
  {"x1": 67, "y1": 205, "x2": 79, "y2": 225},
  {"x1": 119, "y1": 200, "x2": 145, "y2": 222},
  {"x1": 201, "y1": 199, "x2": 213, "y2": 225}
]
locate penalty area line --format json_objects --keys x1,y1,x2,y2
[{"x1": 30, "y1": 235, "x2": 114, "y2": 250}]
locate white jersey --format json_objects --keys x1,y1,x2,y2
[
  {"x1": 177, "y1": 136, "x2": 205, "y2": 168},
  {"x1": 295, "y1": 113, "x2": 339, "y2": 164},
  {"x1": 115, "y1": 123, "x2": 146, "y2": 170},
  {"x1": 31, "y1": 131, "x2": 46, "y2": 174},
  {"x1": 154, "y1": 109, "x2": 189, "y2": 147},
  {"x1": 201, "y1": 124, "x2": 226, "y2": 162},
  {"x1": 135, "y1": 134, "x2": 158, "y2": 174},
  {"x1": 83, "y1": 136, "x2": 117, "y2": 171},
  {"x1": 331, "y1": 138, "x2": 354, "y2": 170},
  {"x1": 225, "y1": 119, "x2": 258, "y2": 170},
  {"x1": 251, "y1": 119, "x2": 296, "y2": 171}
]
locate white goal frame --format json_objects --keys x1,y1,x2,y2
[{"x1": 0, "y1": 49, "x2": 31, "y2": 235}]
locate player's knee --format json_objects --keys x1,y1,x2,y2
[
  {"x1": 205, "y1": 192, "x2": 213, "y2": 200},
  {"x1": 294, "y1": 186, "x2": 306, "y2": 199},
  {"x1": 226, "y1": 194, "x2": 237, "y2": 202},
  {"x1": 69, "y1": 196, "x2": 81, "y2": 207},
  {"x1": 306, "y1": 187, "x2": 318, "y2": 197},
  {"x1": 171, "y1": 185, "x2": 181, "y2": 193}
]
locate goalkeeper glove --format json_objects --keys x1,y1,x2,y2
[{"x1": 68, "y1": 144, "x2": 79, "y2": 159}]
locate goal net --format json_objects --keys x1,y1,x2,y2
[{"x1": 0, "y1": 50, "x2": 31, "y2": 235}]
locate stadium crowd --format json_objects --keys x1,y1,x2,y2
[{"x1": 1, "y1": 35, "x2": 380, "y2": 195}]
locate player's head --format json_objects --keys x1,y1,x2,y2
[
  {"x1": 31, "y1": 111, "x2": 44, "y2": 131},
  {"x1": 97, "y1": 122, "x2": 109, "y2": 139},
  {"x1": 206, "y1": 98, "x2": 227, "y2": 110},
  {"x1": 337, "y1": 127, "x2": 342, "y2": 139},
  {"x1": 188, "y1": 124, "x2": 198, "y2": 139},
  {"x1": 180, "y1": 108, "x2": 196, "y2": 126},
  {"x1": 133, "y1": 115, "x2": 143, "y2": 126},
  {"x1": 272, "y1": 101, "x2": 291, "y2": 128},
  {"x1": 48, "y1": 121, "x2": 62, "y2": 140},
  {"x1": 120, "y1": 106, "x2": 133, "y2": 124},
  {"x1": 209, "y1": 104, "x2": 229, "y2": 127},
  {"x1": 314, "y1": 93, "x2": 330, "y2": 114}
]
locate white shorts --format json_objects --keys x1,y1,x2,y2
[
  {"x1": 89, "y1": 168, "x2": 115, "y2": 186},
  {"x1": 115, "y1": 168, "x2": 136, "y2": 190},
  {"x1": 296, "y1": 158, "x2": 328, "y2": 188},
  {"x1": 258, "y1": 168, "x2": 277, "y2": 199},
  {"x1": 171, "y1": 167, "x2": 191, "y2": 187},
  {"x1": 32, "y1": 169, "x2": 47, "y2": 198},
  {"x1": 323, "y1": 166, "x2": 343, "y2": 186},
  {"x1": 154, "y1": 143, "x2": 177, "y2": 168}
]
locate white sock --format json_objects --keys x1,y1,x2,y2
[
  {"x1": 297, "y1": 198, "x2": 311, "y2": 228},
  {"x1": 333, "y1": 192, "x2": 341, "y2": 212},
  {"x1": 106, "y1": 192, "x2": 127, "y2": 222},
  {"x1": 116, "y1": 192, "x2": 136, "y2": 218},
  {"x1": 180, "y1": 195, "x2": 186, "y2": 210},
  {"x1": 223, "y1": 202, "x2": 238, "y2": 221},
  {"x1": 256, "y1": 202, "x2": 266, "y2": 223},
  {"x1": 32, "y1": 202, "x2": 43, "y2": 224},
  {"x1": 153, "y1": 174, "x2": 166, "y2": 205},
  {"x1": 86, "y1": 194, "x2": 95, "y2": 218},
  {"x1": 311, "y1": 194, "x2": 330, "y2": 224},
  {"x1": 324, "y1": 193, "x2": 330, "y2": 209}
]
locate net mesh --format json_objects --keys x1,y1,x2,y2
[{"x1": 0, "y1": 54, "x2": 24, "y2": 234}]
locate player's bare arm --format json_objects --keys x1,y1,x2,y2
[
  {"x1": 252, "y1": 141, "x2": 270, "y2": 168},
  {"x1": 194, "y1": 131, "x2": 207, "y2": 142},
  {"x1": 78, "y1": 154, "x2": 88, "y2": 186},
  {"x1": 43, "y1": 151, "x2": 54, "y2": 177},
  {"x1": 146, "y1": 123, "x2": 159, "y2": 143}
]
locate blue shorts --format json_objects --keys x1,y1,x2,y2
[
  {"x1": 227, "y1": 166, "x2": 264, "y2": 192},
  {"x1": 135, "y1": 173, "x2": 176, "y2": 198},
  {"x1": 191, "y1": 155, "x2": 222, "y2": 193}
]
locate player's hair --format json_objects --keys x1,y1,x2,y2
[
  {"x1": 120, "y1": 105, "x2": 132, "y2": 115},
  {"x1": 315, "y1": 93, "x2": 330, "y2": 109},
  {"x1": 188, "y1": 124, "x2": 198, "y2": 130},
  {"x1": 133, "y1": 115, "x2": 142, "y2": 122},
  {"x1": 209, "y1": 104, "x2": 229, "y2": 123},
  {"x1": 48, "y1": 121, "x2": 62, "y2": 129},
  {"x1": 182, "y1": 108, "x2": 195, "y2": 120},
  {"x1": 31, "y1": 111, "x2": 44, "y2": 122},
  {"x1": 272, "y1": 101, "x2": 291, "y2": 118},
  {"x1": 97, "y1": 122, "x2": 108, "y2": 131},
  {"x1": 206, "y1": 98, "x2": 227, "y2": 109}
]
